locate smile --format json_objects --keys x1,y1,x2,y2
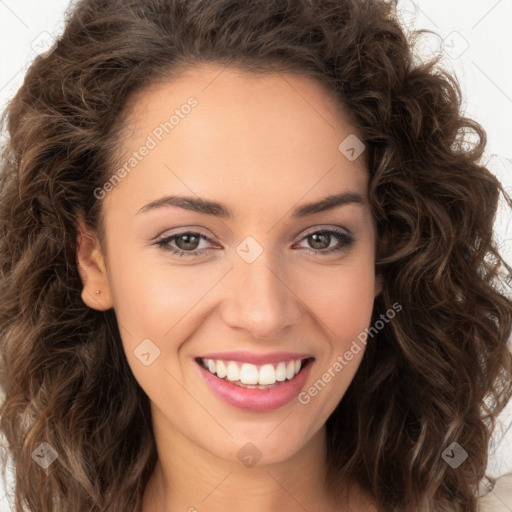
[
  {"x1": 195, "y1": 354, "x2": 315, "y2": 411},
  {"x1": 198, "y1": 357, "x2": 306, "y2": 387}
]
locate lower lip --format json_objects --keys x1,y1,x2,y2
[{"x1": 197, "y1": 359, "x2": 314, "y2": 412}]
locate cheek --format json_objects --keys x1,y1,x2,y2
[
  {"x1": 106, "y1": 250, "x2": 230, "y2": 386},
  {"x1": 107, "y1": 259, "x2": 202, "y2": 398},
  {"x1": 108, "y1": 248, "x2": 221, "y2": 333},
  {"x1": 300, "y1": 260, "x2": 377, "y2": 343}
]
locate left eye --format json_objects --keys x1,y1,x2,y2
[
  {"x1": 294, "y1": 228, "x2": 354, "y2": 254},
  {"x1": 155, "y1": 232, "x2": 212, "y2": 257},
  {"x1": 154, "y1": 228, "x2": 354, "y2": 258}
]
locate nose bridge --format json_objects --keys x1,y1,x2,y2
[{"x1": 220, "y1": 240, "x2": 301, "y2": 338}]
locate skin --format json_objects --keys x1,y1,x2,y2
[{"x1": 76, "y1": 63, "x2": 382, "y2": 512}]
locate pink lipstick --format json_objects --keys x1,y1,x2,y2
[{"x1": 195, "y1": 353, "x2": 314, "y2": 412}]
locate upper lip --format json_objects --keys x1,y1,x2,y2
[{"x1": 196, "y1": 351, "x2": 313, "y2": 365}]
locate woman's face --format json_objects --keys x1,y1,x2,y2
[{"x1": 79, "y1": 63, "x2": 382, "y2": 465}]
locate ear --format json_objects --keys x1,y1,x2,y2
[{"x1": 76, "y1": 216, "x2": 113, "y2": 311}]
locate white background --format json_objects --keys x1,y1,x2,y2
[{"x1": 0, "y1": 0, "x2": 511, "y2": 509}]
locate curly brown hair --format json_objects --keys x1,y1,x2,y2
[{"x1": 0, "y1": 0, "x2": 511, "y2": 511}]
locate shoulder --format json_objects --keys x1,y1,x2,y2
[{"x1": 477, "y1": 473, "x2": 512, "y2": 511}]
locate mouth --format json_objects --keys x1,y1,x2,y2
[
  {"x1": 195, "y1": 356, "x2": 314, "y2": 388},
  {"x1": 194, "y1": 355, "x2": 315, "y2": 411}
]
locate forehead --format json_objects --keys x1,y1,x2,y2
[
  {"x1": 124, "y1": 62, "x2": 351, "y2": 126},
  {"x1": 119, "y1": 62, "x2": 363, "y2": 157},
  {"x1": 104, "y1": 63, "x2": 369, "y2": 215}
]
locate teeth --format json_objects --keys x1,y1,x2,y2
[
  {"x1": 201, "y1": 357, "x2": 306, "y2": 385},
  {"x1": 216, "y1": 360, "x2": 227, "y2": 379},
  {"x1": 275, "y1": 362, "x2": 287, "y2": 382},
  {"x1": 259, "y1": 364, "x2": 277, "y2": 385},
  {"x1": 226, "y1": 361, "x2": 240, "y2": 381},
  {"x1": 237, "y1": 382, "x2": 278, "y2": 389},
  {"x1": 240, "y1": 363, "x2": 259, "y2": 384},
  {"x1": 286, "y1": 361, "x2": 296, "y2": 380}
]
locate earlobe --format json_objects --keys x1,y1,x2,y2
[{"x1": 76, "y1": 218, "x2": 113, "y2": 311}]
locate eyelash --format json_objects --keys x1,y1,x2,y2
[{"x1": 154, "y1": 228, "x2": 355, "y2": 259}]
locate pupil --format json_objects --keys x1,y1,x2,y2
[
  {"x1": 177, "y1": 234, "x2": 199, "y2": 250},
  {"x1": 309, "y1": 233, "x2": 330, "y2": 250}
]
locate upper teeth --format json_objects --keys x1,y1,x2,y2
[{"x1": 201, "y1": 358, "x2": 304, "y2": 385}]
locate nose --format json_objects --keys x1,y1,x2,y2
[{"x1": 219, "y1": 251, "x2": 303, "y2": 340}]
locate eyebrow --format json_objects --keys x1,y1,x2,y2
[{"x1": 137, "y1": 190, "x2": 366, "y2": 218}]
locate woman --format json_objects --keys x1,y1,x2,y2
[{"x1": 0, "y1": 0, "x2": 511, "y2": 511}]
